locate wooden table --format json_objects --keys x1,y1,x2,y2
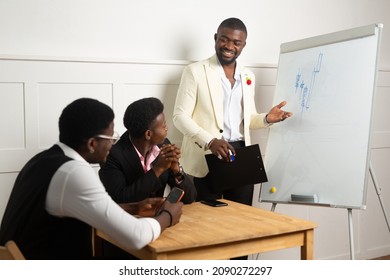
[{"x1": 94, "y1": 199, "x2": 317, "y2": 260}]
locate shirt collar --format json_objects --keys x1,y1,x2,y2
[
  {"x1": 129, "y1": 136, "x2": 161, "y2": 163},
  {"x1": 56, "y1": 142, "x2": 87, "y2": 163},
  {"x1": 132, "y1": 143, "x2": 160, "y2": 160},
  {"x1": 216, "y1": 57, "x2": 242, "y2": 80}
]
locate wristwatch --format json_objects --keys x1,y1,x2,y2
[{"x1": 174, "y1": 164, "x2": 184, "y2": 179}]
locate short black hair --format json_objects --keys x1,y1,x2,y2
[
  {"x1": 123, "y1": 97, "x2": 164, "y2": 139},
  {"x1": 217, "y1": 17, "x2": 247, "y2": 37},
  {"x1": 59, "y1": 98, "x2": 114, "y2": 149}
]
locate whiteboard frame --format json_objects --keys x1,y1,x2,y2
[
  {"x1": 281, "y1": 24, "x2": 382, "y2": 54},
  {"x1": 259, "y1": 24, "x2": 383, "y2": 209}
]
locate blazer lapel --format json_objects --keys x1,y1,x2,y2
[
  {"x1": 121, "y1": 133, "x2": 144, "y2": 175},
  {"x1": 240, "y1": 69, "x2": 253, "y2": 132},
  {"x1": 205, "y1": 55, "x2": 224, "y2": 130}
]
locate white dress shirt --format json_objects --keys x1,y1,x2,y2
[
  {"x1": 45, "y1": 142, "x2": 161, "y2": 250},
  {"x1": 218, "y1": 61, "x2": 245, "y2": 142}
]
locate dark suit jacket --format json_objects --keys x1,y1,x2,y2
[{"x1": 99, "y1": 131, "x2": 196, "y2": 204}]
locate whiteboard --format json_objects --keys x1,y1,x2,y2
[{"x1": 259, "y1": 24, "x2": 382, "y2": 209}]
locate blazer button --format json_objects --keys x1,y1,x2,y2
[{"x1": 219, "y1": 129, "x2": 223, "y2": 133}]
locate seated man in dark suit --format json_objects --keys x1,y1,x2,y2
[
  {"x1": 99, "y1": 97, "x2": 196, "y2": 204},
  {"x1": 98, "y1": 97, "x2": 196, "y2": 259}
]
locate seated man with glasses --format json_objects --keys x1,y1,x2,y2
[
  {"x1": 0, "y1": 98, "x2": 183, "y2": 259},
  {"x1": 94, "y1": 131, "x2": 120, "y2": 145}
]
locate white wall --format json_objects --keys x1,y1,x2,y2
[
  {"x1": 1, "y1": 0, "x2": 390, "y2": 260},
  {"x1": 1, "y1": 0, "x2": 390, "y2": 67}
]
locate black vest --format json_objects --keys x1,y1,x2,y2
[{"x1": 0, "y1": 145, "x2": 92, "y2": 259}]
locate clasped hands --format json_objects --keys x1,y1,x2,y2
[{"x1": 152, "y1": 143, "x2": 181, "y2": 177}]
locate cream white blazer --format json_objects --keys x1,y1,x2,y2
[{"x1": 173, "y1": 55, "x2": 269, "y2": 177}]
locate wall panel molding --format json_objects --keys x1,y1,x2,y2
[{"x1": 1, "y1": 57, "x2": 390, "y2": 260}]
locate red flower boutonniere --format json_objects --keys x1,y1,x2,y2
[{"x1": 246, "y1": 77, "x2": 252, "y2": 86}]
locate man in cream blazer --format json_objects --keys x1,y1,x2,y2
[{"x1": 173, "y1": 18, "x2": 291, "y2": 205}]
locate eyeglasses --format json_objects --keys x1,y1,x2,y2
[{"x1": 94, "y1": 131, "x2": 120, "y2": 145}]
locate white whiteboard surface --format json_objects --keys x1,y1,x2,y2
[{"x1": 260, "y1": 24, "x2": 382, "y2": 209}]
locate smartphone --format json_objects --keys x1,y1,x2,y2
[
  {"x1": 200, "y1": 199, "x2": 228, "y2": 207},
  {"x1": 156, "y1": 187, "x2": 184, "y2": 215},
  {"x1": 165, "y1": 187, "x2": 185, "y2": 203}
]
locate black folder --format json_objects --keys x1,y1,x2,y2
[{"x1": 205, "y1": 144, "x2": 268, "y2": 192}]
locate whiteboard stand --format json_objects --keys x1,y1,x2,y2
[
  {"x1": 269, "y1": 166, "x2": 390, "y2": 261},
  {"x1": 347, "y1": 209, "x2": 355, "y2": 260},
  {"x1": 334, "y1": 162, "x2": 390, "y2": 260},
  {"x1": 268, "y1": 203, "x2": 358, "y2": 259},
  {"x1": 369, "y1": 162, "x2": 390, "y2": 231}
]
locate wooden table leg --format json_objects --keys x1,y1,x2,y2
[
  {"x1": 92, "y1": 228, "x2": 103, "y2": 258},
  {"x1": 301, "y1": 229, "x2": 314, "y2": 260}
]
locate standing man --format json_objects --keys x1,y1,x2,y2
[{"x1": 173, "y1": 18, "x2": 292, "y2": 206}]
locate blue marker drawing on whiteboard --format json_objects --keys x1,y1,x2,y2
[{"x1": 294, "y1": 53, "x2": 323, "y2": 112}]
